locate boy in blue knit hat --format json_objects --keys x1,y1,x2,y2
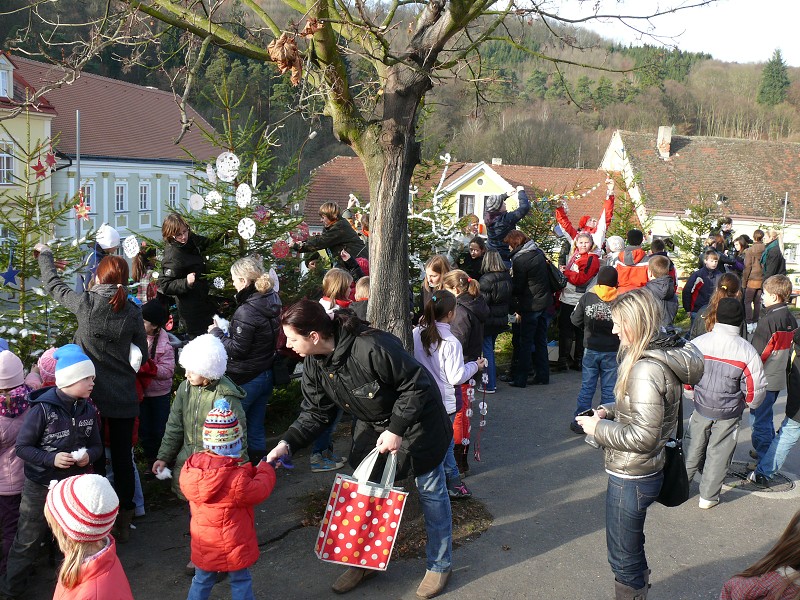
[{"x1": 1, "y1": 344, "x2": 103, "y2": 599}]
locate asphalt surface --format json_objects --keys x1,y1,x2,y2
[{"x1": 25, "y1": 368, "x2": 800, "y2": 599}]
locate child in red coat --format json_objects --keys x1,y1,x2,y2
[{"x1": 180, "y1": 399, "x2": 276, "y2": 600}]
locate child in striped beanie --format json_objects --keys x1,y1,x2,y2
[
  {"x1": 44, "y1": 474, "x2": 133, "y2": 599},
  {"x1": 179, "y1": 399, "x2": 276, "y2": 599}
]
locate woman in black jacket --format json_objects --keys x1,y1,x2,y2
[
  {"x1": 505, "y1": 230, "x2": 552, "y2": 388},
  {"x1": 762, "y1": 229, "x2": 787, "y2": 279},
  {"x1": 209, "y1": 255, "x2": 281, "y2": 464},
  {"x1": 266, "y1": 300, "x2": 453, "y2": 598},
  {"x1": 158, "y1": 213, "x2": 215, "y2": 337},
  {"x1": 479, "y1": 251, "x2": 512, "y2": 393}
]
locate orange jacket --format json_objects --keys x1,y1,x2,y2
[
  {"x1": 180, "y1": 451, "x2": 276, "y2": 572},
  {"x1": 53, "y1": 537, "x2": 133, "y2": 600},
  {"x1": 613, "y1": 247, "x2": 651, "y2": 294}
]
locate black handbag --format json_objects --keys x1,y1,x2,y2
[
  {"x1": 657, "y1": 395, "x2": 690, "y2": 507},
  {"x1": 540, "y1": 250, "x2": 567, "y2": 291}
]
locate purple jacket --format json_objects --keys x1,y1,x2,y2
[
  {"x1": 0, "y1": 411, "x2": 27, "y2": 496},
  {"x1": 15, "y1": 387, "x2": 103, "y2": 486},
  {"x1": 144, "y1": 328, "x2": 176, "y2": 398}
]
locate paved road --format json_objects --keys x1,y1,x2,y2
[{"x1": 26, "y1": 368, "x2": 800, "y2": 599}]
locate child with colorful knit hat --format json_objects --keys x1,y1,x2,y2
[
  {"x1": 1, "y1": 344, "x2": 103, "y2": 599},
  {"x1": 44, "y1": 474, "x2": 133, "y2": 599},
  {"x1": 180, "y1": 399, "x2": 276, "y2": 599},
  {"x1": 0, "y1": 349, "x2": 32, "y2": 576}
]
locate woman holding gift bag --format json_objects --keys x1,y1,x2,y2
[{"x1": 266, "y1": 299, "x2": 453, "y2": 599}]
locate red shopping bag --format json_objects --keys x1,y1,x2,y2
[{"x1": 315, "y1": 448, "x2": 407, "y2": 571}]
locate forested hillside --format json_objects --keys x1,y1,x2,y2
[{"x1": 2, "y1": 1, "x2": 798, "y2": 178}]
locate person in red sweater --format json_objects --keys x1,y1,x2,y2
[
  {"x1": 554, "y1": 176, "x2": 616, "y2": 250},
  {"x1": 180, "y1": 399, "x2": 276, "y2": 600},
  {"x1": 721, "y1": 509, "x2": 800, "y2": 599},
  {"x1": 44, "y1": 474, "x2": 133, "y2": 600}
]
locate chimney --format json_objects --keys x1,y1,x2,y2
[
  {"x1": 491, "y1": 157, "x2": 503, "y2": 165},
  {"x1": 656, "y1": 126, "x2": 672, "y2": 160}
]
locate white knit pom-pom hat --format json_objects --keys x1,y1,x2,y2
[
  {"x1": 179, "y1": 334, "x2": 228, "y2": 381},
  {"x1": 46, "y1": 475, "x2": 119, "y2": 542}
]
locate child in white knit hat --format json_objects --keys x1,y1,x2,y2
[
  {"x1": 180, "y1": 399, "x2": 276, "y2": 599},
  {"x1": 1, "y1": 344, "x2": 103, "y2": 600},
  {"x1": 44, "y1": 474, "x2": 133, "y2": 599},
  {"x1": 150, "y1": 334, "x2": 247, "y2": 572}
]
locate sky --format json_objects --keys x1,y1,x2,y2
[{"x1": 553, "y1": 0, "x2": 800, "y2": 67}]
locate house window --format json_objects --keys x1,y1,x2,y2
[
  {"x1": 168, "y1": 182, "x2": 179, "y2": 208},
  {"x1": 115, "y1": 183, "x2": 127, "y2": 212},
  {"x1": 0, "y1": 70, "x2": 10, "y2": 99},
  {"x1": 458, "y1": 194, "x2": 475, "y2": 218},
  {"x1": 139, "y1": 182, "x2": 150, "y2": 211},
  {"x1": 80, "y1": 182, "x2": 95, "y2": 213},
  {"x1": 0, "y1": 142, "x2": 13, "y2": 184}
]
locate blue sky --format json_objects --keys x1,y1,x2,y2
[{"x1": 556, "y1": 0, "x2": 800, "y2": 67}]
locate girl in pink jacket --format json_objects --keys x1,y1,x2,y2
[{"x1": 44, "y1": 474, "x2": 133, "y2": 600}]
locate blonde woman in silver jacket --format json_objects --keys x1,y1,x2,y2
[{"x1": 577, "y1": 288, "x2": 704, "y2": 600}]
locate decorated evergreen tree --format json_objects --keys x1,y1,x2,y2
[
  {"x1": 0, "y1": 117, "x2": 83, "y2": 361},
  {"x1": 165, "y1": 84, "x2": 301, "y2": 311},
  {"x1": 669, "y1": 193, "x2": 719, "y2": 275},
  {"x1": 606, "y1": 174, "x2": 653, "y2": 242}
]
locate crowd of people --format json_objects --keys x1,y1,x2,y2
[{"x1": 1, "y1": 188, "x2": 800, "y2": 600}]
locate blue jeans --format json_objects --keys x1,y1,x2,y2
[
  {"x1": 512, "y1": 310, "x2": 549, "y2": 386},
  {"x1": 139, "y1": 393, "x2": 171, "y2": 464},
  {"x1": 574, "y1": 349, "x2": 618, "y2": 417},
  {"x1": 187, "y1": 567, "x2": 254, "y2": 600},
  {"x1": 443, "y1": 414, "x2": 459, "y2": 481},
  {"x1": 482, "y1": 334, "x2": 498, "y2": 391},
  {"x1": 750, "y1": 390, "x2": 779, "y2": 458},
  {"x1": 606, "y1": 471, "x2": 663, "y2": 590},
  {"x1": 757, "y1": 416, "x2": 800, "y2": 479},
  {"x1": 312, "y1": 408, "x2": 344, "y2": 455},
  {"x1": 415, "y1": 462, "x2": 453, "y2": 572},
  {"x1": 240, "y1": 370, "x2": 274, "y2": 453},
  {"x1": 2, "y1": 479, "x2": 49, "y2": 596}
]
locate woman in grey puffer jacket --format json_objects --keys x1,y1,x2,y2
[
  {"x1": 36, "y1": 245, "x2": 148, "y2": 538},
  {"x1": 577, "y1": 288, "x2": 704, "y2": 600}
]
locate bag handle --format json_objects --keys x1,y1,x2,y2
[{"x1": 352, "y1": 447, "x2": 398, "y2": 490}]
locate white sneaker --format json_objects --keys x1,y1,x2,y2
[{"x1": 698, "y1": 497, "x2": 719, "y2": 509}]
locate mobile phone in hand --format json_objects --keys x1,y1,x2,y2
[{"x1": 577, "y1": 408, "x2": 594, "y2": 417}]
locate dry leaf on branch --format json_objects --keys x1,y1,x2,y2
[
  {"x1": 267, "y1": 33, "x2": 303, "y2": 86},
  {"x1": 300, "y1": 18, "x2": 323, "y2": 38}
]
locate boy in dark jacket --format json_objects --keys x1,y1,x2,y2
[
  {"x1": 645, "y1": 255, "x2": 679, "y2": 329},
  {"x1": 750, "y1": 328, "x2": 800, "y2": 486},
  {"x1": 749, "y1": 275, "x2": 797, "y2": 462},
  {"x1": 682, "y1": 250, "x2": 721, "y2": 327},
  {"x1": 1, "y1": 345, "x2": 103, "y2": 599},
  {"x1": 484, "y1": 186, "x2": 530, "y2": 265},
  {"x1": 570, "y1": 266, "x2": 620, "y2": 434}
]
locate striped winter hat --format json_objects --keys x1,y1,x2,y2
[
  {"x1": 203, "y1": 399, "x2": 242, "y2": 457},
  {"x1": 46, "y1": 475, "x2": 119, "y2": 542}
]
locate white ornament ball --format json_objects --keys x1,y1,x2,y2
[{"x1": 216, "y1": 152, "x2": 240, "y2": 183}]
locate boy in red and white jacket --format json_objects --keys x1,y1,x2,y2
[{"x1": 750, "y1": 275, "x2": 797, "y2": 462}]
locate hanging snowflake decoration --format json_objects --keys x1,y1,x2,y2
[
  {"x1": 122, "y1": 235, "x2": 140, "y2": 259},
  {"x1": 189, "y1": 193, "x2": 205, "y2": 211},
  {"x1": 290, "y1": 221, "x2": 310, "y2": 242},
  {"x1": 237, "y1": 217, "x2": 256, "y2": 240},
  {"x1": 205, "y1": 190, "x2": 222, "y2": 215},
  {"x1": 213, "y1": 277, "x2": 225, "y2": 290},
  {"x1": 216, "y1": 152, "x2": 240, "y2": 183},
  {"x1": 251, "y1": 161, "x2": 258, "y2": 188},
  {"x1": 206, "y1": 164, "x2": 217, "y2": 185},
  {"x1": 271, "y1": 240, "x2": 290, "y2": 259},
  {"x1": 235, "y1": 184, "x2": 252, "y2": 208}
]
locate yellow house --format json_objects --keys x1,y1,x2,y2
[{"x1": 0, "y1": 52, "x2": 57, "y2": 208}]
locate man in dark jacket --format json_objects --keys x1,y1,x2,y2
[
  {"x1": 484, "y1": 186, "x2": 530, "y2": 265},
  {"x1": 506, "y1": 231, "x2": 552, "y2": 388},
  {"x1": 293, "y1": 201, "x2": 368, "y2": 260}
]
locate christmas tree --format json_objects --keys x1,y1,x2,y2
[
  {"x1": 170, "y1": 84, "x2": 302, "y2": 311},
  {"x1": 669, "y1": 193, "x2": 719, "y2": 276},
  {"x1": 0, "y1": 115, "x2": 84, "y2": 362}
]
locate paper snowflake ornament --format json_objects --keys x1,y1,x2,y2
[
  {"x1": 189, "y1": 193, "x2": 204, "y2": 211},
  {"x1": 205, "y1": 190, "x2": 222, "y2": 215},
  {"x1": 74, "y1": 199, "x2": 90, "y2": 221},
  {"x1": 235, "y1": 184, "x2": 252, "y2": 208},
  {"x1": 251, "y1": 161, "x2": 258, "y2": 188},
  {"x1": 122, "y1": 235, "x2": 140, "y2": 259},
  {"x1": 271, "y1": 240, "x2": 290, "y2": 259},
  {"x1": 206, "y1": 164, "x2": 217, "y2": 185},
  {"x1": 237, "y1": 217, "x2": 256, "y2": 240},
  {"x1": 213, "y1": 277, "x2": 225, "y2": 290},
  {"x1": 216, "y1": 152, "x2": 240, "y2": 183}
]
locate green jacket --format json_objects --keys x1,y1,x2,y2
[{"x1": 157, "y1": 375, "x2": 247, "y2": 498}]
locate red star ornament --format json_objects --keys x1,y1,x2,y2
[
  {"x1": 32, "y1": 159, "x2": 47, "y2": 179},
  {"x1": 45, "y1": 149, "x2": 57, "y2": 168},
  {"x1": 74, "y1": 199, "x2": 90, "y2": 221}
]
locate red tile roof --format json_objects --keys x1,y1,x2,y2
[
  {"x1": 10, "y1": 55, "x2": 218, "y2": 163},
  {"x1": 0, "y1": 53, "x2": 57, "y2": 115},
  {"x1": 617, "y1": 130, "x2": 800, "y2": 222},
  {"x1": 305, "y1": 156, "x2": 613, "y2": 221}
]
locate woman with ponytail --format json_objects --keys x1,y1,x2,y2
[
  {"x1": 413, "y1": 290, "x2": 486, "y2": 501},
  {"x1": 34, "y1": 244, "x2": 147, "y2": 540}
]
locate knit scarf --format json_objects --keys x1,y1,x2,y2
[{"x1": 761, "y1": 239, "x2": 779, "y2": 269}]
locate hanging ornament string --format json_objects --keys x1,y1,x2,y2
[{"x1": 473, "y1": 371, "x2": 489, "y2": 462}]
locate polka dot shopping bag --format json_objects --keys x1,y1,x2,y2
[{"x1": 315, "y1": 447, "x2": 406, "y2": 571}]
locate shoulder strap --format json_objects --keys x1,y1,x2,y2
[{"x1": 641, "y1": 357, "x2": 684, "y2": 439}]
